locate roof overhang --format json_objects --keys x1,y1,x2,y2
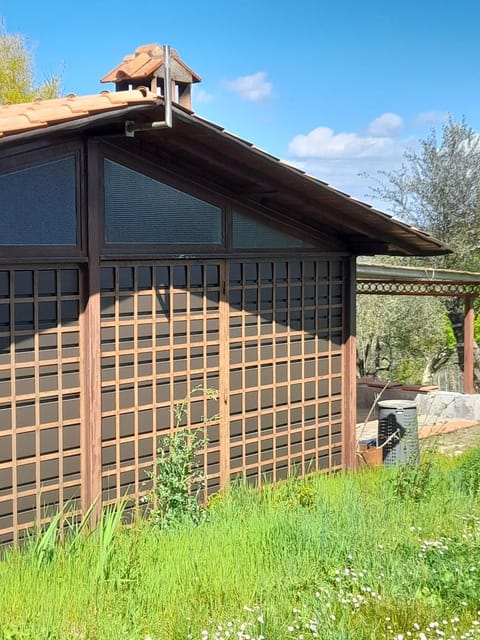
[
  {"x1": 166, "y1": 108, "x2": 450, "y2": 257},
  {"x1": 0, "y1": 96, "x2": 450, "y2": 258}
]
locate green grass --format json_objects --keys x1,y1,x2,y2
[{"x1": 1, "y1": 452, "x2": 480, "y2": 639}]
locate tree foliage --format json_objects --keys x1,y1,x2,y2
[
  {"x1": 368, "y1": 116, "x2": 480, "y2": 271},
  {"x1": 361, "y1": 117, "x2": 480, "y2": 389},
  {"x1": 357, "y1": 292, "x2": 454, "y2": 384},
  {"x1": 0, "y1": 23, "x2": 61, "y2": 104}
]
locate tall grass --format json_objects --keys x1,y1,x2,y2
[{"x1": 0, "y1": 452, "x2": 479, "y2": 639}]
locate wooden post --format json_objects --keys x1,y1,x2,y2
[
  {"x1": 81, "y1": 140, "x2": 103, "y2": 519},
  {"x1": 343, "y1": 257, "x2": 357, "y2": 469},
  {"x1": 464, "y1": 294, "x2": 474, "y2": 394},
  {"x1": 218, "y1": 261, "x2": 230, "y2": 488}
]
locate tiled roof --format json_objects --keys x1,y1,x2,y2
[
  {"x1": 0, "y1": 89, "x2": 158, "y2": 137},
  {"x1": 0, "y1": 87, "x2": 450, "y2": 256},
  {"x1": 101, "y1": 44, "x2": 201, "y2": 84}
]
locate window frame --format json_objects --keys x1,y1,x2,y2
[
  {"x1": 231, "y1": 207, "x2": 317, "y2": 251},
  {"x1": 98, "y1": 142, "x2": 339, "y2": 259},
  {"x1": 100, "y1": 146, "x2": 227, "y2": 256},
  {"x1": 0, "y1": 141, "x2": 85, "y2": 261}
]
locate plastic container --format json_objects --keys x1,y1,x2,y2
[{"x1": 377, "y1": 400, "x2": 419, "y2": 466}]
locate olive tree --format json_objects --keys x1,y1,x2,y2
[
  {"x1": 357, "y1": 291, "x2": 454, "y2": 385},
  {"x1": 364, "y1": 117, "x2": 480, "y2": 388},
  {"x1": 369, "y1": 117, "x2": 480, "y2": 271}
]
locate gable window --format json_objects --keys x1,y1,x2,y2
[
  {"x1": 232, "y1": 210, "x2": 314, "y2": 249},
  {"x1": 104, "y1": 159, "x2": 222, "y2": 245},
  {"x1": 0, "y1": 156, "x2": 77, "y2": 245}
]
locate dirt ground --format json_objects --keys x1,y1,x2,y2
[{"x1": 421, "y1": 424, "x2": 480, "y2": 456}]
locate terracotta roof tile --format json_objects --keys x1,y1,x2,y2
[
  {"x1": 0, "y1": 89, "x2": 158, "y2": 137},
  {"x1": 123, "y1": 52, "x2": 152, "y2": 77},
  {"x1": 101, "y1": 43, "x2": 201, "y2": 84},
  {"x1": 134, "y1": 44, "x2": 162, "y2": 55}
]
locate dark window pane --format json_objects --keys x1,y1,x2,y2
[
  {"x1": 0, "y1": 156, "x2": 77, "y2": 245},
  {"x1": 0, "y1": 273, "x2": 9, "y2": 298},
  {"x1": 104, "y1": 160, "x2": 222, "y2": 244},
  {"x1": 232, "y1": 210, "x2": 314, "y2": 249},
  {"x1": 100, "y1": 268, "x2": 115, "y2": 293},
  {"x1": 14, "y1": 271, "x2": 33, "y2": 298},
  {"x1": 61, "y1": 269, "x2": 79, "y2": 295},
  {"x1": 38, "y1": 271, "x2": 57, "y2": 297}
]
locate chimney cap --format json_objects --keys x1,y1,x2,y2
[{"x1": 100, "y1": 43, "x2": 201, "y2": 85}]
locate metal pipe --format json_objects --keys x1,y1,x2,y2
[
  {"x1": 163, "y1": 44, "x2": 172, "y2": 128},
  {"x1": 125, "y1": 44, "x2": 173, "y2": 137}
]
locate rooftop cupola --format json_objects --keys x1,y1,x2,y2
[{"x1": 100, "y1": 43, "x2": 201, "y2": 110}]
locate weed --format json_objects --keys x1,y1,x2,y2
[
  {"x1": 142, "y1": 386, "x2": 218, "y2": 529},
  {"x1": 94, "y1": 500, "x2": 127, "y2": 581},
  {"x1": 392, "y1": 448, "x2": 436, "y2": 502},
  {"x1": 29, "y1": 508, "x2": 64, "y2": 567},
  {"x1": 456, "y1": 446, "x2": 480, "y2": 496},
  {"x1": 271, "y1": 477, "x2": 316, "y2": 511},
  {"x1": 1, "y1": 447, "x2": 480, "y2": 638}
]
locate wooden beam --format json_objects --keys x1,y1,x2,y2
[
  {"x1": 464, "y1": 294, "x2": 475, "y2": 394},
  {"x1": 219, "y1": 261, "x2": 230, "y2": 488},
  {"x1": 343, "y1": 257, "x2": 357, "y2": 470},
  {"x1": 81, "y1": 140, "x2": 103, "y2": 519}
]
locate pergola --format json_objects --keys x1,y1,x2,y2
[{"x1": 356, "y1": 263, "x2": 480, "y2": 394}]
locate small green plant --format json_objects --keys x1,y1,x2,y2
[
  {"x1": 29, "y1": 508, "x2": 65, "y2": 567},
  {"x1": 142, "y1": 386, "x2": 219, "y2": 529},
  {"x1": 271, "y1": 476, "x2": 316, "y2": 511},
  {"x1": 456, "y1": 446, "x2": 480, "y2": 496},
  {"x1": 392, "y1": 448, "x2": 436, "y2": 502}
]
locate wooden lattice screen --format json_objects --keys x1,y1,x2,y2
[
  {"x1": 0, "y1": 257, "x2": 347, "y2": 541},
  {"x1": 226, "y1": 259, "x2": 344, "y2": 483},
  {"x1": 99, "y1": 262, "x2": 222, "y2": 504},
  {"x1": 0, "y1": 267, "x2": 83, "y2": 544}
]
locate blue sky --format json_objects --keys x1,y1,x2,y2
[{"x1": 1, "y1": 0, "x2": 480, "y2": 210}]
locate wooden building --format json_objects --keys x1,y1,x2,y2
[{"x1": 0, "y1": 44, "x2": 448, "y2": 543}]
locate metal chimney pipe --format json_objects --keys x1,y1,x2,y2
[
  {"x1": 163, "y1": 44, "x2": 172, "y2": 128},
  {"x1": 125, "y1": 44, "x2": 173, "y2": 136}
]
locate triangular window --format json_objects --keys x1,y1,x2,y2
[
  {"x1": 104, "y1": 160, "x2": 222, "y2": 244},
  {"x1": 232, "y1": 210, "x2": 314, "y2": 249}
]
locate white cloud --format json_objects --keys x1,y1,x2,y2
[
  {"x1": 367, "y1": 112, "x2": 403, "y2": 137},
  {"x1": 285, "y1": 110, "x2": 474, "y2": 208},
  {"x1": 288, "y1": 126, "x2": 401, "y2": 160},
  {"x1": 194, "y1": 88, "x2": 214, "y2": 104},
  {"x1": 286, "y1": 115, "x2": 416, "y2": 206},
  {"x1": 226, "y1": 71, "x2": 272, "y2": 102},
  {"x1": 413, "y1": 111, "x2": 449, "y2": 127}
]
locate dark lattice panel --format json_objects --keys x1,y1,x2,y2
[
  {"x1": 99, "y1": 263, "x2": 222, "y2": 505},
  {"x1": 227, "y1": 260, "x2": 345, "y2": 484},
  {"x1": 0, "y1": 268, "x2": 82, "y2": 544}
]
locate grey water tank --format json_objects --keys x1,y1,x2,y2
[{"x1": 377, "y1": 400, "x2": 419, "y2": 466}]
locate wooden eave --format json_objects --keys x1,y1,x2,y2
[
  {"x1": 0, "y1": 99, "x2": 450, "y2": 257},
  {"x1": 164, "y1": 110, "x2": 450, "y2": 257}
]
